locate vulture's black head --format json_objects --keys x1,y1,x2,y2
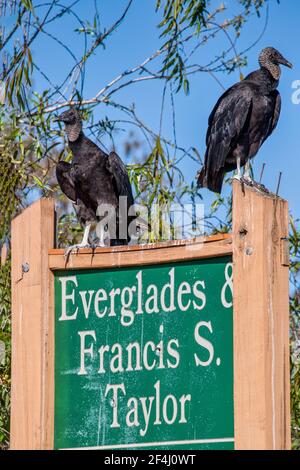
[
  {"x1": 259, "y1": 47, "x2": 292, "y2": 80},
  {"x1": 54, "y1": 108, "x2": 82, "y2": 142}
]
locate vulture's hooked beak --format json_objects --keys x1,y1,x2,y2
[{"x1": 279, "y1": 56, "x2": 293, "y2": 69}]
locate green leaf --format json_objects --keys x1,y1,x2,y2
[
  {"x1": 32, "y1": 175, "x2": 45, "y2": 189},
  {"x1": 21, "y1": 0, "x2": 33, "y2": 11},
  {"x1": 183, "y1": 78, "x2": 190, "y2": 95}
]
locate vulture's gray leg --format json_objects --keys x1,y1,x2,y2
[
  {"x1": 80, "y1": 223, "x2": 92, "y2": 246},
  {"x1": 233, "y1": 156, "x2": 242, "y2": 180},
  {"x1": 97, "y1": 223, "x2": 107, "y2": 247},
  {"x1": 243, "y1": 160, "x2": 252, "y2": 181},
  {"x1": 64, "y1": 223, "x2": 92, "y2": 258},
  {"x1": 94, "y1": 221, "x2": 110, "y2": 248}
]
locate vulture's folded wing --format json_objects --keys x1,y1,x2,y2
[
  {"x1": 56, "y1": 161, "x2": 76, "y2": 202},
  {"x1": 264, "y1": 90, "x2": 281, "y2": 141},
  {"x1": 106, "y1": 151, "x2": 134, "y2": 208},
  {"x1": 205, "y1": 84, "x2": 253, "y2": 172}
]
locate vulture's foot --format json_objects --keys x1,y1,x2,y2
[
  {"x1": 242, "y1": 174, "x2": 253, "y2": 183},
  {"x1": 232, "y1": 175, "x2": 255, "y2": 188},
  {"x1": 232, "y1": 174, "x2": 242, "y2": 181},
  {"x1": 233, "y1": 176, "x2": 270, "y2": 194},
  {"x1": 91, "y1": 241, "x2": 107, "y2": 249},
  {"x1": 64, "y1": 243, "x2": 92, "y2": 261},
  {"x1": 240, "y1": 176, "x2": 254, "y2": 187},
  {"x1": 251, "y1": 181, "x2": 270, "y2": 193}
]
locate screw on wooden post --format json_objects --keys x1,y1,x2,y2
[{"x1": 22, "y1": 262, "x2": 30, "y2": 273}]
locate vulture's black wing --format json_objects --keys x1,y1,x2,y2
[
  {"x1": 106, "y1": 151, "x2": 134, "y2": 208},
  {"x1": 198, "y1": 83, "x2": 253, "y2": 193},
  {"x1": 264, "y1": 90, "x2": 281, "y2": 141},
  {"x1": 205, "y1": 84, "x2": 253, "y2": 169},
  {"x1": 56, "y1": 161, "x2": 76, "y2": 202}
]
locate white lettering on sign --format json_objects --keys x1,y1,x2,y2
[
  {"x1": 79, "y1": 290, "x2": 94, "y2": 319},
  {"x1": 58, "y1": 269, "x2": 207, "y2": 326},
  {"x1": 58, "y1": 276, "x2": 78, "y2": 321},
  {"x1": 193, "y1": 280, "x2": 206, "y2": 310},
  {"x1": 104, "y1": 380, "x2": 191, "y2": 436},
  {"x1": 105, "y1": 383, "x2": 126, "y2": 428},
  {"x1": 194, "y1": 321, "x2": 214, "y2": 367},
  {"x1": 221, "y1": 263, "x2": 233, "y2": 308},
  {"x1": 160, "y1": 268, "x2": 176, "y2": 313},
  {"x1": 78, "y1": 330, "x2": 96, "y2": 375},
  {"x1": 77, "y1": 326, "x2": 180, "y2": 376}
]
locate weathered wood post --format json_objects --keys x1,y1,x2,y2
[
  {"x1": 232, "y1": 180, "x2": 290, "y2": 450},
  {"x1": 10, "y1": 199, "x2": 55, "y2": 449}
]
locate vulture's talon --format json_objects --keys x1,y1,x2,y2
[
  {"x1": 252, "y1": 181, "x2": 269, "y2": 193},
  {"x1": 90, "y1": 242, "x2": 106, "y2": 250},
  {"x1": 232, "y1": 175, "x2": 242, "y2": 182},
  {"x1": 240, "y1": 176, "x2": 254, "y2": 186},
  {"x1": 64, "y1": 244, "x2": 92, "y2": 259},
  {"x1": 96, "y1": 242, "x2": 109, "y2": 248}
]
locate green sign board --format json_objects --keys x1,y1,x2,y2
[{"x1": 54, "y1": 256, "x2": 234, "y2": 449}]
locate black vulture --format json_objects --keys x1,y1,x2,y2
[
  {"x1": 54, "y1": 109, "x2": 135, "y2": 251},
  {"x1": 197, "y1": 47, "x2": 292, "y2": 194}
]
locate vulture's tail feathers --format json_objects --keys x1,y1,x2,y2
[
  {"x1": 197, "y1": 166, "x2": 224, "y2": 194},
  {"x1": 197, "y1": 167, "x2": 207, "y2": 188}
]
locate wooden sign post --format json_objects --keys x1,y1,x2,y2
[
  {"x1": 10, "y1": 181, "x2": 290, "y2": 450},
  {"x1": 232, "y1": 180, "x2": 290, "y2": 450}
]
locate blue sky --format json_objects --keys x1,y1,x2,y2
[{"x1": 4, "y1": 0, "x2": 300, "y2": 217}]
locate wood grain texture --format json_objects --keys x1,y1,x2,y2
[
  {"x1": 232, "y1": 180, "x2": 290, "y2": 450},
  {"x1": 10, "y1": 198, "x2": 55, "y2": 449},
  {"x1": 49, "y1": 235, "x2": 233, "y2": 270}
]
